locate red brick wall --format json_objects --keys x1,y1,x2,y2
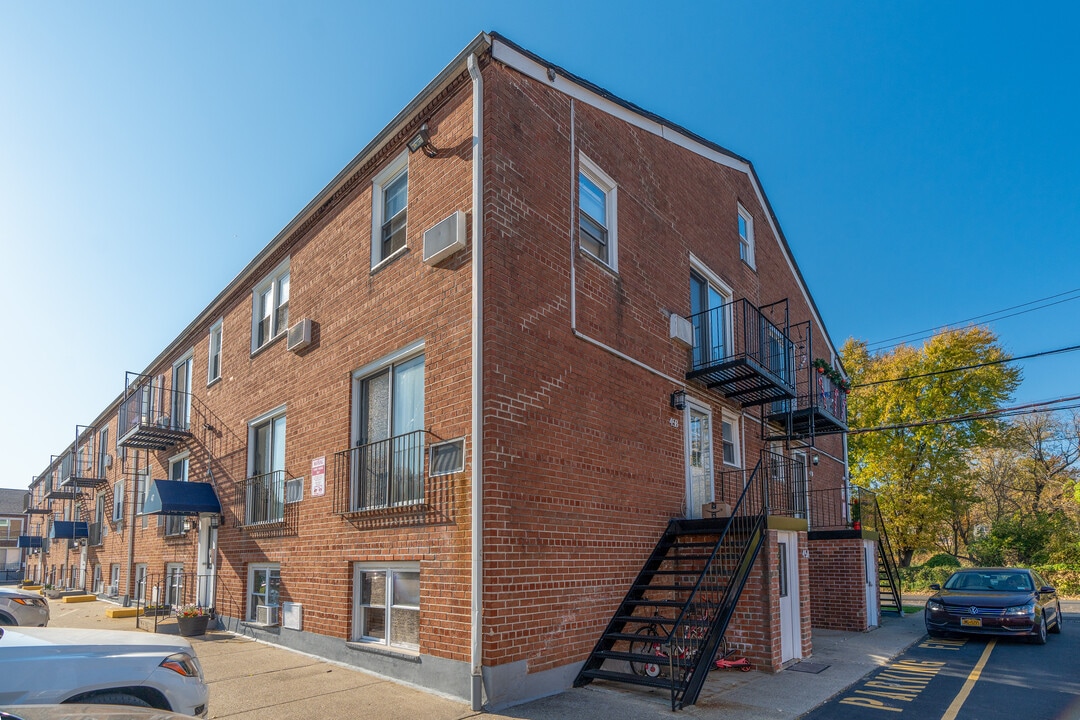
[{"x1": 808, "y1": 537, "x2": 871, "y2": 631}]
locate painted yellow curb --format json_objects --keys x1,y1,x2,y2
[
  {"x1": 104, "y1": 607, "x2": 143, "y2": 618},
  {"x1": 61, "y1": 595, "x2": 98, "y2": 603},
  {"x1": 21, "y1": 585, "x2": 43, "y2": 591}
]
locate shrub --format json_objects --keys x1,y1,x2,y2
[{"x1": 924, "y1": 553, "x2": 961, "y2": 569}]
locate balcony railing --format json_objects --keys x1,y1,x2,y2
[
  {"x1": 686, "y1": 298, "x2": 796, "y2": 407},
  {"x1": 241, "y1": 470, "x2": 287, "y2": 526},
  {"x1": 118, "y1": 374, "x2": 192, "y2": 450},
  {"x1": 334, "y1": 430, "x2": 427, "y2": 515},
  {"x1": 803, "y1": 485, "x2": 881, "y2": 532},
  {"x1": 716, "y1": 449, "x2": 807, "y2": 520}
]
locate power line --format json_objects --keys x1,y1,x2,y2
[
  {"x1": 847, "y1": 396, "x2": 1080, "y2": 435},
  {"x1": 865, "y1": 287, "x2": 1080, "y2": 350},
  {"x1": 852, "y1": 343, "x2": 1080, "y2": 389}
]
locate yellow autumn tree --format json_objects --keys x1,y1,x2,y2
[{"x1": 842, "y1": 327, "x2": 1021, "y2": 566}]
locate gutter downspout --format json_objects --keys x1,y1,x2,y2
[{"x1": 468, "y1": 51, "x2": 485, "y2": 712}]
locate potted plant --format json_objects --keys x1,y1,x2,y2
[{"x1": 175, "y1": 605, "x2": 210, "y2": 636}]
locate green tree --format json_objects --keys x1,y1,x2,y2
[{"x1": 843, "y1": 327, "x2": 1021, "y2": 566}]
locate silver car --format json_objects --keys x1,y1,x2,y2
[
  {"x1": 0, "y1": 588, "x2": 49, "y2": 626},
  {"x1": 0, "y1": 627, "x2": 209, "y2": 717}
]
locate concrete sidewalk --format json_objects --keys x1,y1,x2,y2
[{"x1": 41, "y1": 596, "x2": 925, "y2": 719}]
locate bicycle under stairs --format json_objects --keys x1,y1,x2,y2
[{"x1": 573, "y1": 460, "x2": 768, "y2": 710}]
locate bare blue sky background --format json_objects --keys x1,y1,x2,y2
[{"x1": 2, "y1": 2, "x2": 1078, "y2": 490}]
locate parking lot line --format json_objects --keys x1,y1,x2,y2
[{"x1": 939, "y1": 638, "x2": 995, "y2": 720}]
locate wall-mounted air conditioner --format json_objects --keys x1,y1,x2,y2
[
  {"x1": 423, "y1": 211, "x2": 467, "y2": 266},
  {"x1": 282, "y1": 601, "x2": 302, "y2": 631},
  {"x1": 104, "y1": 454, "x2": 114, "y2": 469},
  {"x1": 670, "y1": 314, "x2": 694, "y2": 348},
  {"x1": 256, "y1": 604, "x2": 280, "y2": 626},
  {"x1": 105, "y1": 584, "x2": 117, "y2": 597},
  {"x1": 287, "y1": 319, "x2": 312, "y2": 352}
]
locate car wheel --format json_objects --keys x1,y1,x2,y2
[
  {"x1": 0, "y1": 615, "x2": 14, "y2": 626},
  {"x1": 80, "y1": 693, "x2": 153, "y2": 708},
  {"x1": 1031, "y1": 614, "x2": 1048, "y2": 645},
  {"x1": 1049, "y1": 603, "x2": 1063, "y2": 634}
]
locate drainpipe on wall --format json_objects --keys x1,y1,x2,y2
[
  {"x1": 124, "y1": 451, "x2": 138, "y2": 607},
  {"x1": 468, "y1": 50, "x2": 485, "y2": 713}
]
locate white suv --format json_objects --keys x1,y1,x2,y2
[
  {"x1": 0, "y1": 588, "x2": 49, "y2": 627},
  {"x1": 0, "y1": 627, "x2": 209, "y2": 717}
]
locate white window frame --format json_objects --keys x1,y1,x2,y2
[
  {"x1": 720, "y1": 411, "x2": 741, "y2": 468},
  {"x1": 96, "y1": 426, "x2": 110, "y2": 477},
  {"x1": 577, "y1": 153, "x2": 618, "y2": 272},
  {"x1": 165, "y1": 452, "x2": 191, "y2": 536},
  {"x1": 172, "y1": 350, "x2": 193, "y2": 431},
  {"x1": 737, "y1": 203, "x2": 755, "y2": 268},
  {"x1": 352, "y1": 562, "x2": 420, "y2": 652},
  {"x1": 112, "y1": 480, "x2": 124, "y2": 524},
  {"x1": 370, "y1": 151, "x2": 410, "y2": 269},
  {"x1": 208, "y1": 319, "x2": 223, "y2": 385},
  {"x1": 165, "y1": 562, "x2": 185, "y2": 607},
  {"x1": 247, "y1": 563, "x2": 281, "y2": 622},
  {"x1": 250, "y1": 259, "x2": 291, "y2": 353}
]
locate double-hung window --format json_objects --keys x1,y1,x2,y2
[
  {"x1": 172, "y1": 352, "x2": 192, "y2": 431},
  {"x1": 353, "y1": 563, "x2": 420, "y2": 651},
  {"x1": 247, "y1": 408, "x2": 286, "y2": 525},
  {"x1": 248, "y1": 564, "x2": 281, "y2": 622},
  {"x1": 721, "y1": 415, "x2": 740, "y2": 467},
  {"x1": 208, "y1": 319, "x2": 223, "y2": 384},
  {"x1": 251, "y1": 260, "x2": 290, "y2": 352},
  {"x1": 165, "y1": 453, "x2": 189, "y2": 536},
  {"x1": 689, "y1": 262, "x2": 732, "y2": 369},
  {"x1": 371, "y1": 152, "x2": 409, "y2": 267},
  {"x1": 96, "y1": 426, "x2": 110, "y2": 477},
  {"x1": 112, "y1": 480, "x2": 124, "y2": 524},
  {"x1": 737, "y1": 203, "x2": 755, "y2": 267},
  {"x1": 577, "y1": 154, "x2": 618, "y2": 271},
  {"x1": 352, "y1": 349, "x2": 424, "y2": 511}
]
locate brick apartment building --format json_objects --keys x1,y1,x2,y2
[{"x1": 21, "y1": 32, "x2": 898, "y2": 710}]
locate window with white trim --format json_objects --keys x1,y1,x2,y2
[
  {"x1": 737, "y1": 203, "x2": 755, "y2": 267},
  {"x1": 96, "y1": 426, "x2": 110, "y2": 477},
  {"x1": 251, "y1": 260, "x2": 290, "y2": 352},
  {"x1": 248, "y1": 563, "x2": 281, "y2": 622},
  {"x1": 165, "y1": 453, "x2": 190, "y2": 536},
  {"x1": 208, "y1": 319, "x2": 223, "y2": 384},
  {"x1": 112, "y1": 480, "x2": 124, "y2": 524},
  {"x1": 353, "y1": 563, "x2": 420, "y2": 651},
  {"x1": 690, "y1": 262, "x2": 733, "y2": 368},
  {"x1": 371, "y1": 152, "x2": 409, "y2": 267},
  {"x1": 578, "y1": 153, "x2": 618, "y2": 271},
  {"x1": 246, "y1": 408, "x2": 286, "y2": 525},
  {"x1": 721, "y1": 414, "x2": 740, "y2": 467}
]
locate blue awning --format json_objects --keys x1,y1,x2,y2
[
  {"x1": 17, "y1": 535, "x2": 43, "y2": 548},
  {"x1": 143, "y1": 480, "x2": 221, "y2": 516},
  {"x1": 50, "y1": 521, "x2": 89, "y2": 539}
]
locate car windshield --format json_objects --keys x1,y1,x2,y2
[{"x1": 944, "y1": 571, "x2": 1033, "y2": 592}]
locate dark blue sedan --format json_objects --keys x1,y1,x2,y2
[{"x1": 924, "y1": 567, "x2": 1062, "y2": 644}]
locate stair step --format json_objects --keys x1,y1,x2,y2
[
  {"x1": 595, "y1": 648, "x2": 695, "y2": 668},
  {"x1": 624, "y1": 599, "x2": 685, "y2": 608},
  {"x1": 577, "y1": 668, "x2": 680, "y2": 690},
  {"x1": 613, "y1": 615, "x2": 710, "y2": 628}
]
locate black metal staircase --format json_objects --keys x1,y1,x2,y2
[
  {"x1": 874, "y1": 500, "x2": 903, "y2": 615},
  {"x1": 574, "y1": 460, "x2": 769, "y2": 710}
]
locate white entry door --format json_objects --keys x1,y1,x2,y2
[
  {"x1": 865, "y1": 540, "x2": 879, "y2": 628},
  {"x1": 685, "y1": 402, "x2": 714, "y2": 519},
  {"x1": 197, "y1": 515, "x2": 217, "y2": 608},
  {"x1": 777, "y1": 531, "x2": 802, "y2": 663}
]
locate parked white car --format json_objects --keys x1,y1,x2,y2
[
  {"x1": 0, "y1": 627, "x2": 208, "y2": 718},
  {"x1": 0, "y1": 588, "x2": 49, "y2": 626}
]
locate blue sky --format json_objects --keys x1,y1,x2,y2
[{"x1": 2, "y1": 2, "x2": 1078, "y2": 490}]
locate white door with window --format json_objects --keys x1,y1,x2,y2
[
  {"x1": 172, "y1": 354, "x2": 192, "y2": 431},
  {"x1": 865, "y1": 540, "x2": 879, "y2": 627},
  {"x1": 685, "y1": 401, "x2": 714, "y2": 519},
  {"x1": 250, "y1": 413, "x2": 286, "y2": 524},
  {"x1": 777, "y1": 531, "x2": 802, "y2": 663},
  {"x1": 791, "y1": 450, "x2": 809, "y2": 521}
]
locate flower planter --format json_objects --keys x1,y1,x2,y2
[{"x1": 177, "y1": 615, "x2": 209, "y2": 637}]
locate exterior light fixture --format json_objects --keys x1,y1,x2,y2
[
  {"x1": 407, "y1": 123, "x2": 438, "y2": 157},
  {"x1": 182, "y1": 517, "x2": 192, "y2": 533},
  {"x1": 670, "y1": 390, "x2": 687, "y2": 411},
  {"x1": 812, "y1": 454, "x2": 820, "y2": 466}
]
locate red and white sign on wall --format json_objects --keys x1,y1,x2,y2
[{"x1": 311, "y1": 456, "x2": 326, "y2": 497}]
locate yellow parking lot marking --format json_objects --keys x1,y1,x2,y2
[
  {"x1": 839, "y1": 659, "x2": 946, "y2": 713},
  {"x1": 920, "y1": 637, "x2": 967, "y2": 651},
  {"x1": 940, "y1": 639, "x2": 996, "y2": 720}
]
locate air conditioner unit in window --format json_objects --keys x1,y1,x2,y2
[
  {"x1": 670, "y1": 314, "x2": 694, "y2": 348},
  {"x1": 104, "y1": 454, "x2": 113, "y2": 469},
  {"x1": 287, "y1": 319, "x2": 312, "y2": 352},
  {"x1": 423, "y1": 210, "x2": 467, "y2": 265},
  {"x1": 257, "y1": 604, "x2": 280, "y2": 626},
  {"x1": 105, "y1": 584, "x2": 117, "y2": 597}
]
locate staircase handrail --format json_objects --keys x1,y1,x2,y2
[
  {"x1": 873, "y1": 497, "x2": 903, "y2": 612},
  {"x1": 664, "y1": 458, "x2": 768, "y2": 708}
]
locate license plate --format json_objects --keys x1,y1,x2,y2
[{"x1": 961, "y1": 617, "x2": 982, "y2": 627}]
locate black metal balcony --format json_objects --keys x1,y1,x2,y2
[
  {"x1": 804, "y1": 485, "x2": 880, "y2": 532},
  {"x1": 240, "y1": 470, "x2": 287, "y2": 526},
  {"x1": 686, "y1": 298, "x2": 796, "y2": 407},
  {"x1": 334, "y1": 430, "x2": 427, "y2": 515},
  {"x1": 716, "y1": 449, "x2": 807, "y2": 520},
  {"x1": 766, "y1": 322, "x2": 849, "y2": 438},
  {"x1": 60, "y1": 425, "x2": 110, "y2": 488},
  {"x1": 118, "y1": 375, "x2": 192, "y2": 450}
]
